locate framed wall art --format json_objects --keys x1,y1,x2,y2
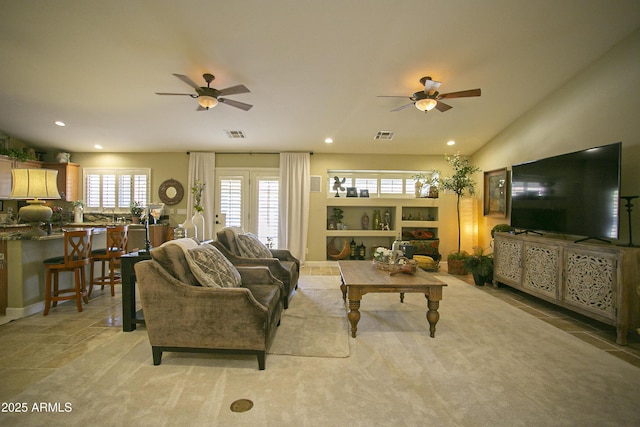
[{"x1": 483, "y1": 168, "x2": 508, "y2": 217}]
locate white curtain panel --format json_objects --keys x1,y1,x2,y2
[
  {"x1": 279, "y1": 152, "x2": 310, "y2": 263},
  {"x1": 187, "y1": 152, "x2": 216, "y2": 240}
]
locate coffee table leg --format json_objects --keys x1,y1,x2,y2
[
  {"x1": 348, "y1": 299, "x2": 361, "y2": 338},
  {"x1": 425, "y1": 296, "x2": 440, "y2": 338}
]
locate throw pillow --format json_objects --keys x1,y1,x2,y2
[
  {"x1": 150, "y1": 238, "x2": 200, "y2": 286},
  {"x1": 185, "y1": 245, "x2": 241, "y2": 288},
  {"x1": 236, "y1": 233, "x2": 273, "y2": 258}
]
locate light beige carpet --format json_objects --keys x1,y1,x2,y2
[{"x1": 3, "y1": 274, "x2": 640, "y2": 426}]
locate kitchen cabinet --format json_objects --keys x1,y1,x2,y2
[{"x1": 42, "y1": 162, "x2": 80, "y2": 201}]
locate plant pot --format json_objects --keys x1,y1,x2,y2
[
  {"x1": 447, "y1": 259, "x2": 467, "y2": 275},
  {"x1": 131, "y1": 216, "x2": 140, "y2": 224}
]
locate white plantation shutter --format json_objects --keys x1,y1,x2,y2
[
  {"x1": 257, "y1": 177, "x2": 279, "y2": 247},
  {"x1": 83, "y1": 168, "x2": 150, "y2": 212},
  {"x1": 380, "y1": 178, "x2": 404, "y2": 195},
  {"x1": 219, "y1": 178, "x2": 243, "y2": 227},
  {"x1": 216, "y1": 169, "x2": 279, "y2": 244}
]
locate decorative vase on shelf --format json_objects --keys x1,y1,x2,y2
[
  {"x1": 361, "y1": 212, "x2": 369, "y2": 230},
  {"x1": 181, "y1": 218, "x2": 196, "y2": 239},
  {"x1": 192, "y1": 211, "x2": 205, "y2": 241},
  {"x1": 373, "y1": 210, "x2": 381, "y2": 231}
]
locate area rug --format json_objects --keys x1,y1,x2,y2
[{"x1": 268, "y1": 282, "x2": 350, "y2": 358}]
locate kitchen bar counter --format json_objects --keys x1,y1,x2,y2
[{"x1": 0, "y1": 229, "x2": 106, "y2": 319}]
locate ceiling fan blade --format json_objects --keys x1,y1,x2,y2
[
  {"x1": 391, "y1": 102, "x2": 415, "y2": 112},
  {"x1": 155, "y1": 92, "x2": 194, "y2": 96},
  {"x1": 435, "y1": 101, "x2": 453, "y2": 112},
  {"x1": 218, "y1": 84, "x2": 250, "y2": 96},
  {"x1": 219, "y1": 98, "x2": 253, "y2": 111},
  {"x1": 173, "y1": 73, "x2": 201, "y2": 90},
  {"x1": 438, "y1": 88, "x2": 481, "y2": 99}
]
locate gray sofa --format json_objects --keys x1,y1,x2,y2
[
  {"x1": 213, "y1": 227, "x2": 299, "y2": 309},
  {"x1": 134, "y1": 238, "x2": 284, "y2": 370}
]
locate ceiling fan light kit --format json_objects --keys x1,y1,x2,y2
[
  {"x1": 414, "y1": 98, "x2": 438, "y2": 112},
  {"x1": 197, "y1": 95, "x2": 218, "y2": 110}
]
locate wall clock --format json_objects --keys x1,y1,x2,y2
[{"x1": 158, "y1": 178, "x2": 184, "y2": 205}]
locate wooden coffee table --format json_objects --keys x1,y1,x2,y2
[{"x1": 338, "y1": 260, "x2": 447, "y2": 338}]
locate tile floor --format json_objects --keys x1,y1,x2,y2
[{"x1": 1, "y1": 264, "x2": 638, "y2": 402}]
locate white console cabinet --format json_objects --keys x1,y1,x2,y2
[{"x1": 493, "y1": 233, "x2": 640, "y2": 345}]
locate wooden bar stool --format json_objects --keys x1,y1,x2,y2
[
  {"x1": 89, "y1": 225, "x2": 128, "y2": 297},
  {"x1": 43, "y1": 229, "x2": 93, "y2": 315}
]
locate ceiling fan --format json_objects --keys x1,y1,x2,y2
[
  {"x1": 378, "y1": 76, "x2": 481, "y2": 113},
  {"x1": 156, "y1": 73, "x2": 253, "y2": 111}
]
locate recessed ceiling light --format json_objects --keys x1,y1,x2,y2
[
  {"x1": 94, "y1": 144, "x2": 103, "y2": 149},
  {"x1": 324, "y1": 138, "x2": 333, "y2": 144},
  {"x1": 54, "y1": 121, "x2": 66, "y2": 127},
  {"x1": 447, "y1": 140, "x2": 455, "y2": 146}
]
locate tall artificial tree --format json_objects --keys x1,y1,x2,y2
[{"x1": 439, "y1": 153, "x2": 480, "y2": 254}]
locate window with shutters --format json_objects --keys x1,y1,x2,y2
[
  {"x1": 327, "y1": 170, "x2": 435, "y2": 198},
  {"x1": 83, "y1": 168, "x2": 150, "y2": 212},
  {"x1": 216, "y1": 168, "x2": 279, "y2": 248}
]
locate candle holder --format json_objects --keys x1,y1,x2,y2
[{"x1": 620, "y1": 196, "x2": 638, "y2": 247}]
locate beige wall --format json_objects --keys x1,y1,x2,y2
[
  {"x1": 69, "y1": 28, "x2": 640, "y2": 256},
  {"x1": 471, "y1": 27, "x2": 640, "y2": 248}
]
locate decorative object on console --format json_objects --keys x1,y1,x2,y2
[
  {"x1": 346, "y1": 187, "x2": 358, "y2": 197},
  {"x1": 620, "y1": 196, "x2": 638, "y2": 247},
  {"x1": 359, "y1": 189, "x2": 369, "y2": 197},
  {"x1": 191, "y1": 211, "x2": 205, "y2": 242},
  {"x1": 191, "y1": 180, "x2": 206, "y2": 241},
  {"x1": 11, "y1": 168, "x2": 61, "y2": 237}
]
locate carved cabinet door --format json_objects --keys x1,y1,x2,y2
[
  {"x1": 522, "y1": 242, "x2": 561, "y2": 300},
  {"x1": 562, "y1": 247, "x2": 617, "y2": 321}
]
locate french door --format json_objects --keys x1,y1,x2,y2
[{"x1": 215, "y1": 168, "x2": 279, "y2": 248}]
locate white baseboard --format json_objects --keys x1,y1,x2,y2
[{"x1": 2, "y1": 301, "x2": 45, "y2": 324}]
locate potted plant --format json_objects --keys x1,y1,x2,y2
[
  {"x1": 439, "y1": 153, "x2": 480, "y2": 274},
  {"x1": 463, "y1": 246, "x2": 493, "y2": 286},
  {"x1": 446, "y1": 250, "x2": 469, "y2": 275},
  {"x1": 412, "y1": 170, "x2": 440, "y2": 198},
  {"x1": 491, "y1": 223, "x2": 514, "y2": 239},
  {"x1": 332, "y1": 208, "x2": 344, "y2": 229},
  {"x1": 129, "y1": 201, "x2": 144, "y2": 224}
]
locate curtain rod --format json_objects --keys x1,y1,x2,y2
[{"x1": 186, "y1": 151, "x2": 313, "y2": 155}]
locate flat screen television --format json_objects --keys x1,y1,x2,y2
[{"x1": 510, "y1": 142, "x2": 621, "y2": 240}]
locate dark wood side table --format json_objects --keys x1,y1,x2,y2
[{"x1": 121, "y1": 251, "x2": 151, "y2": 332}]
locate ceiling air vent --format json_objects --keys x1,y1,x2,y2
[
  {"x1": 225, "y1": 130, "x2": 246, "y2": 139},
  {"x1": 374, "y1": 131, "x2": 394, "y2": 140}
]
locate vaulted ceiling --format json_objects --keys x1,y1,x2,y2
[{"x1": 1, "y1": 1, "x2": 639, "y2": 155}]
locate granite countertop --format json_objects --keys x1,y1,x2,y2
[{"x1": 0, "y1": 227, "x2": 107, "y2": 241}]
